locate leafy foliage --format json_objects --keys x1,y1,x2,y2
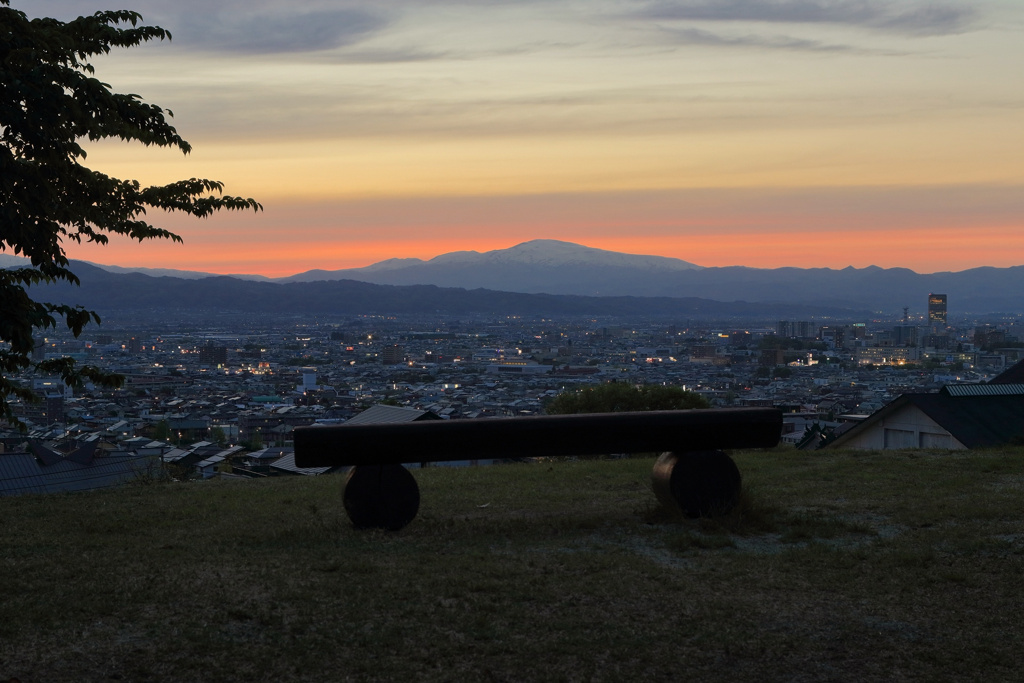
[
  {"x1": 240, "y1": 431, "x2": 264, "y2": 452},
  {"x1": 545, "y1": 382, "x2": 709, "y2": 415},
  {"x1": 0, "y1": 1, "x2": 260, "y2": 426},
  {"x1": 151, "y1": 419, "x2": 171, "y2": 442},
  {"x1": 210, "y1": 426, "x2": 228, "y2": 447}
]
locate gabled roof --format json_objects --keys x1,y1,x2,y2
[
  {"x1": 0, "y1": 452, "x2": 159, "y2": 497},
  {"x1": 908, "y1": 393, "x2": 1024, "y2": 447},
  {"x1": 194, "y1": 454, "x2": 226, "y2": 469},
  {"x1": 247, "y1": 446, "x2": 292, "y2": 462},
  {"x1": 830, "y1": 386, "x2": 1024, "y2": 449},
  {"x1": 344, "y1": 404, "x2": 440, "y2": 425},
  {"x1": 990, "y1": 358, "x2": 1024, "y2": 385},
  {"x1": 66, "y1": 441, "x2": 98, "y2": 465},
  {"x1": 162, "y1": 448, "x2": 190, "y2": 463},
  {"x1": 30, "y1": 442, "x2": 64, "y2": 466},
  {"x1": 268, "y1": 450, "x2": 334, "y2": 476}
]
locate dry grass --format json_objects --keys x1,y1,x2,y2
[{"x1": 2, "y1": 447, "x2": 1023, "y2": 682}]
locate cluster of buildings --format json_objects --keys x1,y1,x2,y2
[{"x1": 2, "y1": 293, "x2": 1023, "y2": 495}]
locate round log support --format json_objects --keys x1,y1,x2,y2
[
  {"x1": 651, "y1": 450, "x2": 741, "y2": 518},
  {"x1": 342, "y1": 464, "x2": 420, "y2": 531}
]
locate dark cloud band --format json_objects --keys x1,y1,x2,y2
[
  {"x1": 634, "y1": 0, "x2": 978, "y2": 36},
  {"x1": 175, "y1": 8, "x2": 387, "y2": 54}
]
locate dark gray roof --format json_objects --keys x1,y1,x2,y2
[
  {"x1": 247, "y1": 446, "x2": 292, "y2": 462},
  {"x1": 943, "y1": 383, "x2": 1024, "y2": 397},
  {"x1": 343, "y1": 404, "x2": 440, "y2": 425},
  {"x1": 0, "y1": 452, "x2": 160, "y2": 497},
  {"x1": 194, "y1": 454, "x2": 226, "y2": 469},
  {"x1": 831, "y1": 389, "x2": 1024, "y2": 449},
  {"x1": 909, "y1": 393, "x2": 1024, "y2": 447},
  {"x1": 990, "y1": 358, "x2": 1024, "y2": 385},
  {"x1": 268, "y1": 451, "x2": 335, "y2": 476}
]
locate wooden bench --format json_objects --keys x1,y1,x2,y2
[{"x1": 294, "y1": 408, "x2": 782, "y2": 530}]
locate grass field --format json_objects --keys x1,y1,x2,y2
[{"x1": 2, "y1": 447, "x2": 1023, "y2": 682}]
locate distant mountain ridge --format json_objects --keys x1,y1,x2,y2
[
  {"x1": 5, "y1": 240, "x2": 1024, "y2": 313},
  {"x1": 32, "y1": 262, "x2": 847, "y2": 319},
  {"x1": 283, "y1": 239, "x2": 704, "y2": 289},
  {"x1": 279, "y1": 240, "x2": 1023, "y2": 313},
  {"x1": 0, "y1": 254, "x2": 269, "y2": 281}
]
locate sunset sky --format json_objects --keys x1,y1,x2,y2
[{"x1": 18, "y1": 0, "x2": 1024, "y2": 276}]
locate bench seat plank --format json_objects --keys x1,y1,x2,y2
[{"x1": 294, "y1": 408, "x2": 781, "y2": 467}]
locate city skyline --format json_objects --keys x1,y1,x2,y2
[{"x1": 17, "y1": 1, "x2": 1024, "y2": 277}]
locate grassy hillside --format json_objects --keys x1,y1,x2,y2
[{"x1": 2, "y1": 448, "x2": 1023, "y2": 682}]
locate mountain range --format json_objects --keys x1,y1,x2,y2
[
  {"x1": 275, "y1": 240, "x2": 1024, "y2": 313},
  {"x1": 3, "y1": 239, "x2": 1023, "y2": 315},
  {"x1": 282, "y1": 240, "x2": 703, "y2": 295},
  {"x1": 24, "y1": 262, "x2": 849, "y2": 320}
]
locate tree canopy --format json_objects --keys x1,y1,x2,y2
[
  {"x1": 0, "y1": 1, "x2": 260, "y2": 426},
  {"x1": 545, "y1": 382, "x2": 709, "y2": 415}
]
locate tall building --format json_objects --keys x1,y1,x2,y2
[
  {"x1": 818, "y1": 325, "x2": 846, "y2": 350},
  {"x1": 928, "y1": 294, "x2": 947, "y2": 330},
  {"x1": 199, "y1": 342, "x2": 227, "y2": 365},
  {"x1": 382, "y1": 345, "x2": 405, "y2": 365},
  {"x1": 892, "y1": 325, "x2": 919, "y2": 347},
  {"x1": 16, "y1": 387, "x2": 65, "y2": 425},
  {"x1": 974, "y1": 325, "x2": 1005, "y2": 350},
  {"x1": 776, "y1": 321, "x2": 814, "y2": 339},
  {"x1": 298, "y1": 367, "x2": 319, "y2": 393}
]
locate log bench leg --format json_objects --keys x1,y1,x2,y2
[
  {"x1": 651, "y1": 450, "x2": 742, "y2": 518},
  {"x1": 343, "y1": 464, "x2": 420, "y2": 531},
  {"x1": 341, "y1": 452, "x2": 742, "y2": 531}
]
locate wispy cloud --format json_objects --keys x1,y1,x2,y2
[
  {"x1": 661, "y1": 26, "x2": 865, "y2": 52},
  {"x1": 16, "y1": 1, "x2": 390, "y2": 54},
  {"x1": 633, "y1": 0, "x2": 980, "y2": 36},
  {"x1": 329, "y1": 48, "x2": 450, "y2": 64},
  {"x1": 172, "y1": 8, "x2": 387, "y2": 54}
]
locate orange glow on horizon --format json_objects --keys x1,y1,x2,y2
[
  {"x1": 59, "y1": 185, "x2": 1024, "y2": 277},
  {"x1": 63, "y1": 223, "x2": 1024, "y2": 278}
]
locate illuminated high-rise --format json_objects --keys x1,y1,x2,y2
[{"x1": 928, "y1": 294, "x2": 947, "y2": 330}]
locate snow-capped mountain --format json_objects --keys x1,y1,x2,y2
[
  {"x1": 425, "y1": 240, "x2": 702, "y2": 270},
  {"x1": 283, "y1": 239, "x2": 703, "y2": 293}
]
